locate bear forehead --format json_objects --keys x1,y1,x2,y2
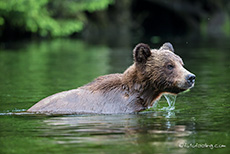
[{"x1": 150, "y1": 49, "x2": 184, "y2": 65}]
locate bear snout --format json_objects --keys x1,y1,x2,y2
[
  {"x1": 175, "y1": 72, "x2": 195, "y2": 92},
  {"x1": 186, "y1": 74, "x2": 196, "y2": 87}
]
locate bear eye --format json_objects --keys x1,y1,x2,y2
[{"x1": 167, "y1": 64, "x2": 174, "y2": 70}]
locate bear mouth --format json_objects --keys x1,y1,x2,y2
[
  {"x1": 165, "y1": 84, "x2": 194, "y2": 94},
  {"x1": 174, "y1": 82, "x2": 195, "y2": 94},
  {"x1": 168, "y1": 88, "x2": 186, "y2": 94}
]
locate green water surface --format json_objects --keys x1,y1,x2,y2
[{"x1": 0, "y1": 39, "x2": 229, "y2": 154}]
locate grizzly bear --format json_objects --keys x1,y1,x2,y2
[{"x1": 27, "y1": 43, "x2": 195, "y2": 114}]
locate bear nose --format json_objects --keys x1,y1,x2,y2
[{"x1": 186, "y1": 74, "x2": 196, "y2": 85}]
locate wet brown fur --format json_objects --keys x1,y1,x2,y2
[{"x1": 27, "y1": 43, "x2": 194, "y2": 114}]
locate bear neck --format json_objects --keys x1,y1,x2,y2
[{"x1": 122, "y1": 64, "x2": 162, "y2": 108}]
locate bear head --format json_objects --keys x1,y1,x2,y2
[{"x1": 133, "y1": 42, "x2": 195, "y2": 94}]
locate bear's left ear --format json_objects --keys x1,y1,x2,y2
[
  {"x1": 160, "y1": 42, "x2": 174, "y2": 52},
  {"x1": 133, "y1": 43, "x2": 151, "y2": 63}
]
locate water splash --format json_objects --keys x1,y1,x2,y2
[
  {"x1": 152, "y1": 94, "x2": 177, "y2": 111},
  {"x1": 164, "y1": 94, "x2": 177, "y2": 107},
  {"x1": 161, "y1": 94, "x2": 177, "y2": 111}
]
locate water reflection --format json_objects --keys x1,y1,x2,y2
[{"x1": 40, "y1": 112, "x2": 192, "y2": 153}]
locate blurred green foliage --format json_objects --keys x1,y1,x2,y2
[{"x1": 0, "y1": 0, "x2": 113, "y2": 37}]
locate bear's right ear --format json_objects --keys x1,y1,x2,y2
[
  {"x1": 133, "y1": 43, "x2": 151, "y2": 63},
  {"x1": 160, "y1": 42, "x2": 174, "y2": 52}
]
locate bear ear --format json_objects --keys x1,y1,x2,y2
[
  {"x1": 160, "y1": 42, "x2": 174, "y2": 52},
  {"x1": 133, "y1": 43, "x2": 151, "y2": 63}
]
